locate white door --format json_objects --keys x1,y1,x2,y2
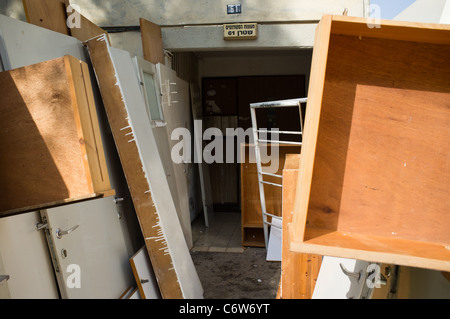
[
  {"x1": 0, "y1": 211, "x2": 59, "y2": 299},
  {"x1": 312, "y1": 257, "x2": 372, "y2": 299},
  {"x1": 41, "y1": 196, "x2": 133, "y2": 299},
  {"x1": 0, "y1": 250, "x2": 11, "y2": 299}
]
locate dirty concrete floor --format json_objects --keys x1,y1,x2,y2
[{"x1": 191, "y1": 247, "x2": 281, "y2": 299}]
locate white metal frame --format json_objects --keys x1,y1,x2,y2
[{"x1": 250, "y1": 97, "x2": 307, "y2": 248}]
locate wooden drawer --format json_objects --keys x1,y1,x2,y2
[
  {"x1": 290, "y1": 15, "x2": 450, "y2": 271},
  {"x1": 0, "y1": 55, "x2": 113, "y2": 216}
]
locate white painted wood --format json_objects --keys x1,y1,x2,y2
[
  {"x1": 107, "y1": 46, "x2": 203, "y2": 298},
  {"x1": 190, "y1": 83, "x2": 214, "y2": 227},
  {"x1": 0, "y1": 212, "x2": 59, "y2": 298},
  {"x1": 266, "y1": 218, "x2": 282, "y2": 261},
  {"x1": 128, "y1": 288, "x2": 142, "y2": 299},
  {"x1": 157, "y1": 62, "x2": 195, "y2": 244},
  {"x1": 312, "y1": 256, "x2": 370, "y2": 299},
  {"x1": 0, "y1": 249, "x2": 11, "y2": 299},
  {"x1": 133, "y1": 56, "x2": 194, "y2": 248},
  {"x1": 129, "y1": 246, "x2": 161, "y2": 299},
  {"x1": 42, "y1": 196, "x2": 134, "y2": 299},
  {"x1": 0, "y1": 14, "x2": 84, "y2": 70},
  {"x1": 133, "y1": 56, "x2": 188, "y2": 243}
]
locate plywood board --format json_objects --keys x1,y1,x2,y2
[
  {"x1": 291, "y1": 15, "x2": 450, "y2": 272},
  {"x1": 140, "y1": 18, "x2": 165, "y2": 65},
  {"x1": 280, "y1": 154, "x2": 321, "y2": 299},
  {"x1": 22, "y1": 0, "x2": 110, "y2": 44},
  {"x1": 0, "y1": 55, "x2": 112, "y2": 216},
  {"x1": 23, "y1": 0, "x2": 70, "y2": 35},
  {"x1": 70, "y1": 13, "x2": 110, "y2": 44},
  {"x1": 85, "y1": 35, "x2": 203, "y2": 299}
]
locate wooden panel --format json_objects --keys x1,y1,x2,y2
[
  {"x1": 70, "y1": 14, "x2": 110, "y2": 44},
  {"x1": 23, "y1": 0, "x2": 110, "y2": 44},
  {"x1": 85, "y1": 35, "x2": 203, "y2": 299},
  {"x1": 0, "y1": 55, "x2": 112, "y2": 216},
  {"x1": 291, "y1": 15, "x2": 450, "y2": 271},
  {"x1": 280, "y1": 154, "x2": 321, "y2": 299},
  {"x1": 65, "y1": 56, "x2": 112, "y2": 193},
  {"x1": 140, "y1": 18, "x2": 165, "y2": 65},
  {"x1": 330, "y1": 15, "x2": 450, "y2": 45},
  {"x1": 240, "y1": 144, "x2": 300, "y2": 246},
  {"x1": 23, "y1": 0, "x2": 69, "y2": 35}
]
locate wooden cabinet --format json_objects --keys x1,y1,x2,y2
[
  {"x1": 290, "y1": 15, "x2": 450, "y2": 272},
  {"x1": 0, "y1": 55, "x2": 113, "y2": 216},
  {"x1": 240, "y1": 144, "x2": 300, "y2": 247}
]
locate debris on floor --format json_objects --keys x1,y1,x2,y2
[{"x1": 191, "y1": 247, "x2": 281, "y2": 299}]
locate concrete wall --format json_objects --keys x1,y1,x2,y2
[
  {"x1": 0, "y1": 0, "x2": 368, "y2": 51},
  {"x1": 68, "y1": 0, "x2": 368, "y2": 26}
]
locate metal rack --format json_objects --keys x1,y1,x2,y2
[{"x1": 249, "y1": 98, "x2": 307, "y2": 248}]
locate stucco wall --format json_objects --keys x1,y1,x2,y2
[
  {"x1": 69, "y1": 0, "x2": 368, "y2": 26},
  {"x1": 0, "y1": 1, "x2": 368, "y2": 52},
  {"x1": 0, "y1": 0, "x2": 368, "y2": 26}
]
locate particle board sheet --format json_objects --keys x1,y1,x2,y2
[
  {"x1": 291, "y1": 15, "x2": 450, "y2": 271},
  {"x1": 0, "y1": 55, "x2": 113, "y2": 216},
  {"x1": 85, "y1": 35, "x2": 203, "y2": 299}
]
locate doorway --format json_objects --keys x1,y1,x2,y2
[{"x1": 191, "y1": 74, "x2": 306, "y2": 251}]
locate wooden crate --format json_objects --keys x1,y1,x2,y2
[
  {"x1": 0, "y1": 55, "x2": 113, "y2": 216},
  {"x1": 241, "y1": 143, "x2": 300, "y2": 247},
  {"x1": 290, "y1": 15, "x2": 450, "y2": 271}
]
